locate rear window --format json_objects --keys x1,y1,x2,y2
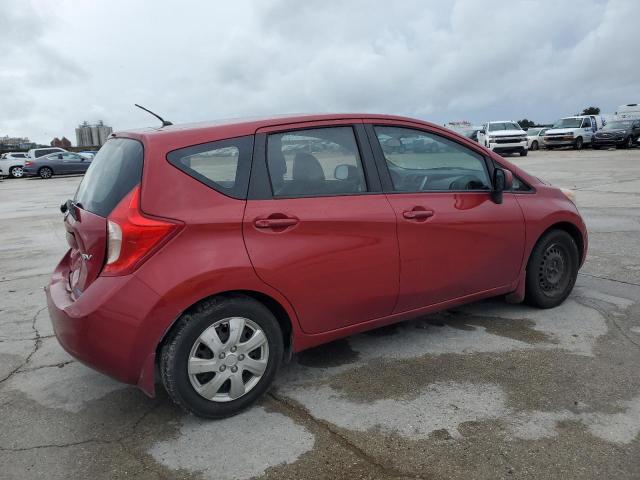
[
  {"x1": 74, "y1": 138, "x2": 143, "y2": 217},
  {"x1": 35, "y1": 149, "x2": 60, "y2": 157},
  {"x1": 167, "y1": 135, "x2": 253, "y2": 199}
]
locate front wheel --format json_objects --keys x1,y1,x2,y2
[
  {"x1": 39, "y1": 167, "x2": 53, "y2": 179},
  {"x1": 531, "y1": 141, "x2": 539, "y2": 151},
  {"x1": 9, "y1": 166, "x2": 24, "y2": 178},
  {"x1": 525, "y1": 230, "x2": 579, "y2": 309},
  {"x1": 574, "y1": 137, "x2": 583, "y2": 150},
  {"x1": 160, "y1": 294, "x2": 283, "y2": 418},
  {"x1": 520, "y1": 149, "x2": 528, "y2": 157},
  {"x1": 625, "y1": 136, "x2": 634, "y2": 149}
]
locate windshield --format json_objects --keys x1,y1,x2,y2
[
  {"x1": 527, "y1": 128, "x2": 541, "y2": 136},
  {"x1": 553, "y1": 118, "x2": 582, "y2": 128},
  {"x1": 604, "y1": 121, "x2": 632, "y2": 130},
  {"x1": 488, "y1": 122, "x2": 521, "y2": 132}
]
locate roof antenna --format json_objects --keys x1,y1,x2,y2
[{"x1": 134, "y1": 104, "x2": 173, "y2": 127}]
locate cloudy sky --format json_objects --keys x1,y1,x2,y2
[{"x1": 1, "y1": 0, "x2": 637, "y2": 144}]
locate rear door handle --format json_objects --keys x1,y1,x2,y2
[
  {"x1": 254, "y1": 217, "x2": 299, "y2": 228},
  {"x1": 403, "y1": 210, "x2": 434, "y2": 220}
]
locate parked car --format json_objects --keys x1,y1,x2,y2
[
  {"x1": 0, "y1": 152, "x2": 28, "y2": 178},
  {"x1": 79, "y1": 150, "x2": 98, "y2": 160},
  {"x1": 525, "y1": 127, "x2": 548, "y2": 151},
  {"x1": 22, "y1": 151, "x2": 92, "y2": 179},
  {"x1": 543, "y1": 115, "x2": 604, "y2": 150},
  {"x1": 592, "y1": 119, "x2": 640, "y2": 149},
  {"x1": 26, "y1": 147, "x2": 67, "y2": 159},
  {"x1": 47, "y1": 113, "x2": 587, "y2": 418},
  {"x1": 477, "y1": 121, "x2": 528, "y2": 156}
]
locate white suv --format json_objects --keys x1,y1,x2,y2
[
  {"x1": 26, "y1": 147, "x2": 67, "y2": 159},
  {"x1": 0, "y1": 152, "x2": 28, "y2": 178},
  {"x1": 477, "y1": 121, "x2": 528, "y2": 156}
]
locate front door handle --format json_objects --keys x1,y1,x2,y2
[
  {"x1": 254, "y1": 217, "x2": 299, "y2": 229},
  {"x1": 403, "y1": 209, "x2": 434, "y2": 220}
]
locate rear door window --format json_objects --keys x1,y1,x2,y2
[
  {"x1": 36, "y1": 149, "x2": 59, "y2": 157},
  {"x1": 74, "y1": 138, "x2": 144, "y2": 217},
  {"x1": 167, "y1": 135, "x2": 253, "y2": 199},
  {"x1": 266, "y1": 126, "x2": 366, "y2": 197}
]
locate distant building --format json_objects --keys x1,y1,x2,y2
[
  {"x1": 0, "y1": 135, "x2": 37, "y2": 152},
  {"x1": 51, "y1": 137, "x2": 72, "y2": 148},
  {"x1": 75, "y1": 121, "x2": 113, "y2": 147}
]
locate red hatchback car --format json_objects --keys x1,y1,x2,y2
[{"x1": 47, "y1": 114, "x2": 587, "y2": 418}]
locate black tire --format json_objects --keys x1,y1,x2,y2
[
  {"x1": 531, "y1": 141, "x2": 538, "y2": 151},
  {"x1": 574, "y1": 137, "x2": 583, "y2": 150},
  {"x1": 9, "y1": 166, "x2": 24, "y2": 178},
  {"x1": 160, "y1": 294, "x2": 283, "y2": 418},
  {"x1": 39, "y1": 167, "x2": 53, "y2": 179},
  {"x1": 520, "y1": 149, "x2": 528, "y2": 157},
  {"x1": 525, "y1": 230, "x2": 579, "y2": 309},
  {"x1": 624, "y1": 136, "x2": 633, "y2": 149}
]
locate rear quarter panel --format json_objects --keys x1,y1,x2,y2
[{"x1": 128, "y1": 133, "x2": 303, "y2": 385}]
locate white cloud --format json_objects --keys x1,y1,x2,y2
[{"x1": 0, "y1": 0, "x2": 635, "y2": 144}]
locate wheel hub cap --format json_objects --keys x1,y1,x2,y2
[
  {"x1": 187, "y1": 316, "x2": 269, "y2": 403},
  {"x1": 223, "y1": 353, "x2": 238, "y2": 367}
]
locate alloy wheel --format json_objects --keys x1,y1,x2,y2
[
  {"x1": 39, "y1": 167, "x2": 52, "y2": 179},
  {"x1": 188, "y1": 317, "x2": 269, "y2": 402}
]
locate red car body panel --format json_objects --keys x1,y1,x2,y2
[{"x1": 45, "y1": 113, "x2": 588, "y2": 397}]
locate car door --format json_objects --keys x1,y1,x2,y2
[
  {"x1": 58, "y1": 153, "x2": 81, "y2": 173},
  {"x1": 365, "y1": 121, "x2": 525, "y2": 312},
  {"x1": 581, "y1": 117, "x2": 593, "y2": 141},
  {"x1": 243, "y1": 121, "x2": 400, "y2": 334},
  {"x1": 45, "y1": 153, "x2": 66, "y2": 173}
]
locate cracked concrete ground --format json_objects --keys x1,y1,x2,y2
[{"x1": 1, "y1": 147, "x2": 639, "y2": 479}]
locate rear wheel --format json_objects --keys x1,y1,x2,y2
[
  {"x1": 525, "y1": 230, "x2": 579, "y2": 309},
  {"x1": 574, "y1": 137, "x2": 583, "y2": 150},
  {"x1": 39, "y1": 167, "x2": 53, "y2": 179},
  {"x1": 531, "y1": 140, "x2": 539, "y2": 151},
  {"x1": 9, "y1": 166, "x2": 24, "y2": 178},
  {"x1": 160, "y1": 294, "x2": 283, "y2": 418}
]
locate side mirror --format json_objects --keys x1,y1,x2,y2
[
  {"x1": 492, "y1": 168, "x2": 513, "y2": 204},
  {"x1": 334, "y1": 164, "x2": 350, "y2": 180}
]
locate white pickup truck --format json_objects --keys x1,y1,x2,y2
[
  {"x1": 543, "y1": 115, "x2": 604, "y2": 150},
  {"x1": 476, "y1": 121, "x2": 528, "y2": 156}
]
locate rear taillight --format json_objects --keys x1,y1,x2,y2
[
  {"x1": 102, "y1": 185, "x2": 182, "y2": 276},
  {"x1": 25, "y1": 161, "x2": 33, "y2": 166}
]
